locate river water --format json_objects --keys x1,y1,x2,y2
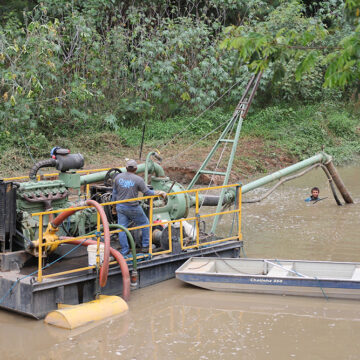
[{"x1": 0, "y1": 165, "x2": 359, "y2": 359}]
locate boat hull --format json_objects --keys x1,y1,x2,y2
[{"x1": 176, "y1": 258, "x2": 360, "y2": 300}]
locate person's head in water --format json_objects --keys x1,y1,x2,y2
[{"x1": 311, "y1": 187, "x2": 319, "y2": 200}]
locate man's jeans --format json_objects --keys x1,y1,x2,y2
[{"x1": 116, "y1": 204, "x2": 150, "y2": 255}]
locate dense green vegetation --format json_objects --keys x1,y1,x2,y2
[
  {"x1": 0, "y1": 0, "x2": 359, "y2": 175},
  {"x1": 223, "y1": 0, "x2": 360, "y2": 88},
  {"x1": 119, "y1": 102, "x2": 360, "y2": 161}
]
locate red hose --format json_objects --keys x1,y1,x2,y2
[
  {"x1": 52, "y1": 200, "x2": 111, "y2": 287},
  {"x1": 52, "y1": 207, "x2": 78, "y2": 227},
  {"x1": 65, "y1": 238, "x2": 130, "y2": 301},
  {"x1": 85, "y1": 199, "x2": 111, "y2": 287}
]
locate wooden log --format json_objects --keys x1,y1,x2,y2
[{"x1": 324, "y1": 161, "x2": 354, "y2": 204}]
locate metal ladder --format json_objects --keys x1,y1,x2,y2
[{"x1": 187, "y1": 72, "x2": 263, "y2": 233}]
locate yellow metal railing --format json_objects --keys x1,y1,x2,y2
[{"x1": 31, "y1": 183, "x2": 242, "y2": 282}]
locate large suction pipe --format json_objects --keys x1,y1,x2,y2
[
  {"x1": 242, "y1": 152, "x2": 332, "y2": 194},
  {"x1": 241, "y1": 152, "x2": 353, "y2": 204}
]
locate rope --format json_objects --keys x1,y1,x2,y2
[
  {"x1": 220, "y1": 259, "x2": 263, "y2": 275},
  {"x1": 240, "y1": 246, "x2": 247, "y2": 258},
  {"x1": 273, "y1": 259, "x2": 329, "y2": 301},
  {"x1": 159, "y1": 78, "x2": 243, "y2": 153},
  {"x1": 163, "y1": 118, "x2": 230, "y2": 163},
  {"x1": 228, "y1": 187, "x2": 238, "y2": 237},
  {"x1": 312, "y1": 197, "x2": 328, "y2": 204},
  {"x1": 315, "y1": 276, "x2": 329, "y2": 301},
  {"x1": 0, "y1": 237, "x2": 89, "y2": 305},
  {"x1": 188, "y1": 260, "x2": 211, "y2": 270},
  {"x1": 272, "y1": 259, "x2": 307, "y2": 277}
]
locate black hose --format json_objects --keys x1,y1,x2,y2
[
  {"x1": 201, "y1": 195, "x2": 225, "y2": 206},
  {"x1": 16, "y1": 229, "x2": 34, "y2": 248},
  {"x1": 29, "y1": 158, "x2": 57, "y2": 180},
  {"x1": 61, "y1": 223, "x2": 73, "y2": 237}
]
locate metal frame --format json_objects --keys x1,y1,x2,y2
[
  {"x1": 31, "y1": 183, "x2": 242, "y2": 283},
  {"x1": 186, "y1": 72, "x2": 262, "y2": 234}
]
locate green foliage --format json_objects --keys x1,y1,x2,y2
[
  {"x1": 117, "y1": 107, "x2": 230, "y2": 146},
  {"x1": 327, "y1": 111, "x2": 359, "y2": 137},
  {"x1": 0, "y1": 1, "x2": 250, "y2": 146},
  {"x1": 243, "y1": 102, "x2": 360, "y2": 162},
  {"x1": 222, "y1": 0, "x2": 360, "y2": 90},
  {"x1": 324, "y1": 24, "x2": 360, "y2": 88},
  {"x1": 115, "y1": 102, "x2": 360, "y2": 165},
  {"x1": 0, "y1": 0, "x2": 359, "y2": 171}
]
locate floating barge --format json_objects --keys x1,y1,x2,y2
[
  {"x1": 0, "y1": 241, "x2": 241, "y2": 318},
  {"x1": 0, "y1": 161, "x2": 243, "y2": 319}
]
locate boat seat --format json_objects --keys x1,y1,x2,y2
[
  {"x1": 351, "y1": 267, "x2": 360, "y2": 280},
  {"x1": 267, "y1": 265, "x2": 293, "y2": 277}
]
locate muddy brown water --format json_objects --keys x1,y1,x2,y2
[{"x1": 0, "y1": 165, "x2": 360, "y2": 359}]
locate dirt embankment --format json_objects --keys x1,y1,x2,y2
[
  {"x1": 161, "y1": 137, "x2": 296, "y2": 184},
  {"x1": 1, "y1": 135, "x2": 296, "y2": 183}
]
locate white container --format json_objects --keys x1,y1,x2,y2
[{"x1": 87, "y1": 244, "x2": 104, "y2": 266}]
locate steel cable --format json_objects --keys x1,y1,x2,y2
[{"x1": 160, "y1": 78, "x2": 243, "y2": 156}]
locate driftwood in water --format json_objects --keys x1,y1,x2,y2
[{"x1": 324, "y1": 161, "x2": 354, "y2": 204}]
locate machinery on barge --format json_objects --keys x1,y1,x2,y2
[{"x1": 0, "y1": 149, "x2": 244, "y2": 324}]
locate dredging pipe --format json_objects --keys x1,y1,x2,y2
[
  {"x1": 241, "y1": 153, "x2": 332, "y2": 194},
  {"x1": 241, "y1": 152, "x2": 353, "y2": 203},
  {"x1": 192, "y1": 153, "x2": 340, "y2": 207}
]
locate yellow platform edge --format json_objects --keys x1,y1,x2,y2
[{"x1": 44, "y1": 295, "x2": 129, "y2": 330}]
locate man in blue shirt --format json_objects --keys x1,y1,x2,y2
[
  {"x1": 305, "y1": 187, "x2": 320, "y2": 202},
  {"x1": 112, "y1": 159, "x2": 166, "y2": 255}
]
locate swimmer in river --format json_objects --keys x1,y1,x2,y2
[{"x1": 305, "y1": 187, "x2": 320, "y2": 202}]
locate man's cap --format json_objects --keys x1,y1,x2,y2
[{"x1": 126, "y1": 159, "x2": 137, "y2": 168}]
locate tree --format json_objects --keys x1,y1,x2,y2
[{"x1": 221, "y1": 0, "x2": 360, "y2": 89}]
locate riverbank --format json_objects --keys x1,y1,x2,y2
[{"x1": 1, "y1": 102, "x2": 359, "y2": 180}]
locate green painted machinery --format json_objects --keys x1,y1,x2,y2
[{"x1": 10, "y1": 151, "x2": 236, "y2": 255}]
